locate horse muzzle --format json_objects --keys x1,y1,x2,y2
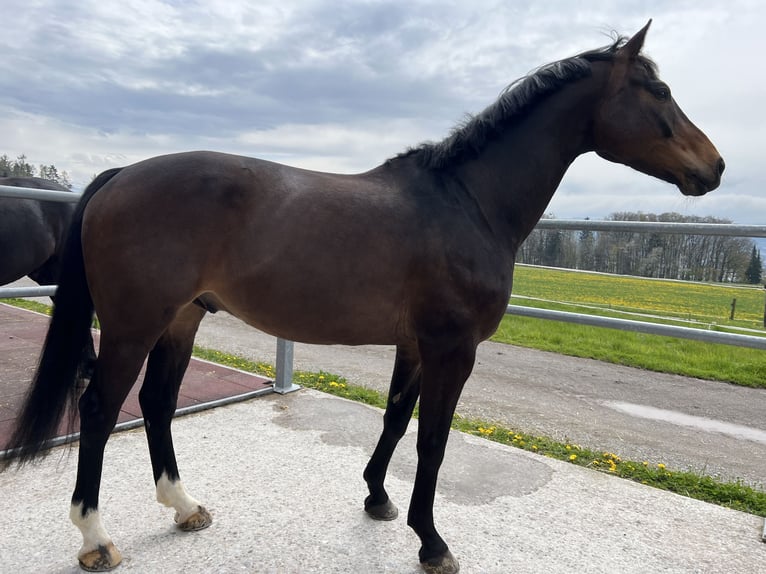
[{"x1": 679, "y1": 156, "x2": 725, "y2": 197}]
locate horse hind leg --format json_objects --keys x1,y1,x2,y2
[
  {"x1": 363, "y1": 344, "x2": 421, "y2": 521},
  {"x1": 139, "y1": 304, "x2": 212, "y2": 531},
  {"x1": 70, "y1": 336, "x2": 150, "y2": 572}
]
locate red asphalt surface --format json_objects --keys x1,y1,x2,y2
[{"x1": 0, "y1": 303, "x2": 272, "y2": 446}]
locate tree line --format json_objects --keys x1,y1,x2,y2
[
  {"x1": 0, "y1": 154, "x2": 73, "y2": 189},
  {"x1": 518, "y1": 212, "x2": 763, "y2": 284}
]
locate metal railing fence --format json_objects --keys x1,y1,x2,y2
[{"x1": 2, "y1": 184, "x2": 765, "y2": 376}]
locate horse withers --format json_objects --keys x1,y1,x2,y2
[{"x1": 3, "y1": 21, "x2": 723, "y2": 573}]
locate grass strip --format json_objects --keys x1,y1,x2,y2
[
  {"x1": 491, "y1": 314, "x2": 766, "y2": 389},
  {"x1": 3, "y1": 298, "x2": 51, "y2": 315}
]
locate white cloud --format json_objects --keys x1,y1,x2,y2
[{"x1": 0, "y1": 0, "x2": 762, "y2": 224}]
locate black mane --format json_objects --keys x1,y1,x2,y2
[{"x1": 396, "y1": 37, "x2": 657, "y2": 169}]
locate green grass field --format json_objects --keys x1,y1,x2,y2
[
  {"x1": 512, "y1": 264, "x2": 765, "y2": 328},
  {"x1": 492, "y1": 265, "x2": 766, "y2": 388}
]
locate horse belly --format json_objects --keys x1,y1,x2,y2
[{"x1": 215, "y1": 272, "x2": 409, "y2": 346}]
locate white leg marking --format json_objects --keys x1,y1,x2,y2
[
  {"x1": 156, "y1": 472, "x2": 203, "y2": 523},
  {"x1": 69, "y1": 502, "x2": 113, "y2": 555}
]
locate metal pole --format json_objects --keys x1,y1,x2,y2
[
  {"x1": 507, "y1": 305, "x2": 766, "y2": 350},
  {"x1": 273, "y1": 338, "x2": 300, "y2": 394},
  {"x1": 763, "y1": 285, "x2": 766, "y2": 329},
  {"x1": 0, "y1": 185, "x2": 81, "y2": 202}
]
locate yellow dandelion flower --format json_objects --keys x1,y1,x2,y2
[
  {"x1": 569, "y1": 454, "x2": 577, "y2": 462},
  {"x1": 657, "y1": 463, "x2": 666, "y2": 470}
]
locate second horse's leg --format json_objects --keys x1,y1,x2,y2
[{"x1": 139, "y1": 304, "x2": 211, "y2": 531}]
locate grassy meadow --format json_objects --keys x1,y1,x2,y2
[
  {"x1": 493, "y1": 265, "x2": 766, "y2": 388},
  {"x1": 511, "y1": 264, "x2": 766, "y2": 328}
]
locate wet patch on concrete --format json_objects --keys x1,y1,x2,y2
[{"x1": 271, "y1": 391, "x2": 552, "y2": 506}]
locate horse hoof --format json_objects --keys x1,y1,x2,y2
[
  {"x1": 421, "y1": 550, "x2": 460, "y2": 574},
  {"x1": 364, "y1": 498, "x2": 398, "y2": 521},
  {"x1": 177, "y1": 505, "x2": 213, "y2": 531},
  {"x1": 78, "y1": 542, "x2": 122, "y2": 572}
]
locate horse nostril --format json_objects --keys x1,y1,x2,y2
[{"x1": 717, "y1": 157, "x2": 726, "y2": 176}]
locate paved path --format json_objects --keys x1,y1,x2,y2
[
  {"x1": 2, "y1": 280, "x2": 765, "y2": 572},
  {"x1": 2, "y1": 391, "x2": 764, "y2": 573},
  {"x1": 0, "y1": 304, "x2": 271, "y2": 445},
  {"x1": 195, "y1": 311, "x2": 766, "y2": 489}
]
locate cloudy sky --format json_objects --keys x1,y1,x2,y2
[{"x1": 1, "y1": 1, "x2": 763, "y2": 223}]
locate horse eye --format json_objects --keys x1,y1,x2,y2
[{"x1": 653, "y1": 84, "x2": 671, "y2": 101}]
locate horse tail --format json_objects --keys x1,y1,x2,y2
[{"x1": 1, "y1": 167, "x2": 123, "y2": 467}]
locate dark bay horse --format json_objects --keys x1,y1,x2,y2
[
  {"x1": 3, "y1": 22, "x2": 723, "y2": 573},
  {"x1": 0, "y1": 177, "x2": 98, "y2": 378},
  {"x1": 0, "y1": 177, "x2": 75, "y2": 287}
]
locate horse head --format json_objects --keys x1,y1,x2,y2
[{"x1": 592, "y1": 20, "x2": 725, "y2": 196}]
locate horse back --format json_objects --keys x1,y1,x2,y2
[
  {"x1": 0, "y1": 177, "x2": 76, "y2": 285},
  {"x1": 80, "y1": 151, "x2": 513, "y2": 346}
]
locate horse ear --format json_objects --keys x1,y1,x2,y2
[{"x1": 619, "y1": 19, "x2": 652, "y2": 59}]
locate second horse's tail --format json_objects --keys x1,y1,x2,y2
[{"x1": 1, "y1": 167, "x2": 123, "y2": 467}]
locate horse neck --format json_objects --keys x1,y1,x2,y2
[{"x1": 452, "y1": 73, "x2": 605, "y2": 254}]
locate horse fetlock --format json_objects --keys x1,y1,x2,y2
[
  {"x1": 155, "y1": 472, "x2": 207, "y2": 523},
  {"x1": 70, "y1": 504, "x2": 119, "y2": 571},
  {"x1": 77, "y1": 542, "x2": 122, "y2": 572}
]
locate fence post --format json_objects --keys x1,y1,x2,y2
[
  {"x1": 730, "y1": 298, "x2": 736, "y2": 321},
  {"x1": 273, "y1": 338, "x2": 300, "y2": 394}
]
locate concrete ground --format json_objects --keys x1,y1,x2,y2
[
  {"x1": 193, "y1": 311, "x2": 766, "y2": 491},
  {"x1": 1, "y1": 390, "x2": 764, "y2": 574},
  {"x1": 1, "y1": 280, "x2": 765, "y2": 572}
]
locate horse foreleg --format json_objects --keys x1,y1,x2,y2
[
  {"x1": 363, "y1": 344, "x2": 421, "y2": 521},
  {"x1": 70, "y1": 340, "x2": 146, "y2": 572},
  {"x1": 139, "y1": 305, "x2": 211, "y2": 531},
  {"x1": 407, "y1": 340, "x2": 476, "y2": 574}
]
